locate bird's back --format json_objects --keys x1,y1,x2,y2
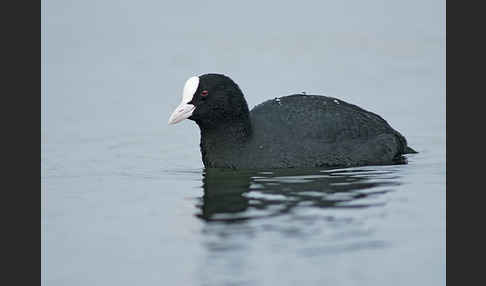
[{"x1": 243, "y1": 94, "x2": 408, "y2": 168}]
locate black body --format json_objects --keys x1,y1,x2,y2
[{"x1": 187, "y1": 73, "x2": 416, "y2": 169}]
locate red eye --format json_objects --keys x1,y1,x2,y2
[{"x1": 201, "y1": 90, "x2": 208, "y2": 97}]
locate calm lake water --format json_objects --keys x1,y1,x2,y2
[{"x1": 42, "y1": 1, "x2": 445, "y2": 285}]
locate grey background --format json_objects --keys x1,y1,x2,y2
[{"x1": 42, "y1": 0, "x2": 445, "y2": 285}]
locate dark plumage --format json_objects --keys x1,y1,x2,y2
[{"x1": 169, "y1": 73, "x2": 416, "y2": 169}]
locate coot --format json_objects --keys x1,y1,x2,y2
[{"x1": 168, "y1": 74, "x2": 416, "y2": 169}]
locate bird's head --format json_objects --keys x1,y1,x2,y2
[{"x1": 168, "y1": 74, "x2": 249, "y2": 129}]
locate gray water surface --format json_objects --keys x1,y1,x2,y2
[{"x1": 42, "y1": 0, "x2": 445, "y2": 285}]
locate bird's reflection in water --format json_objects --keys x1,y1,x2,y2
[{"x1": 196, "y1": 167, "x2": 402, "y2": 223}]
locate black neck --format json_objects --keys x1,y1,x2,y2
[{"x1": 198, "y1": 117, "x2": 252, "y2": 168}]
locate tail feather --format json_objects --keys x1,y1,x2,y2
[{"x1": 404, "y1": 146, "x2": 418, "y2": 154}]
